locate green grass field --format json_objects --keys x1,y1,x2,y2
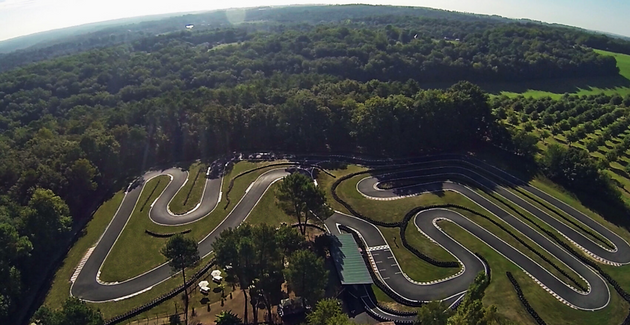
[
  {"x1": 43, "y1": 160, "x2": 286, "y2": 320},
  {"x1": 325, "y1": 158, "x2": 630, "y2": 324},
  {"x1": 494, "y1": 49, "x2": 630, "y2": 98},
  {"x1": 44, "y1": 154, "x2": 630, "y2": 324},
  {"x1": 245, "y1": 182, "x2": 294, "y2": 226},
  {"x1": 43, "y1": 191, "x2": 125, "y2": 310},
  {"x1": 169, "y1": 162, "x2": 206, "y2": 215},
  {"x1": 99, "y1": 161, "x2": 287, "y2": 281}
]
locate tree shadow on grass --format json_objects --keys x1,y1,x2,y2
[
  {"x1": 479, "y1": 74, "x2": 630, "y2": 96},
  {"x1": 415, "y1": 74, "x2": 630, "y2": 96}
]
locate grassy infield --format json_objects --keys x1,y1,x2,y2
[
  {"x1": 43, "y1": 50, "x2": 630, "y2": 323},
  {"x1": 45, "y1": 156, "x2": 630, "y2": 324},
  {"x1": 43, "y1": 160, "x2": 289, "y2": 320},
  {"x1": 320, "y1": 158, "x2": 630, "y2": 325}
]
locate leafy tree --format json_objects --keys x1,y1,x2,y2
[
  {"x1": 0, "y1": 223, "x2": 32, "y2": 318},
  {"x1": 510, "y1": 129, "x2": 538, "y2": 158},
  {"x1": 21, "y1": 188, "x2": 72, "y2": 255},
  {"x1": 251, "y1": 224, "x2": 285, "y2": 323},
  {"x1": 161, "y1": 235, "x2": 200, "y2": 325},
  {"x1": 213, "y1": 225, "x2": 256, "y2": 324},
  {"x1": 215, "y1": 310, "x2": 242, "y2": 325},
  {"x1": 415, "y1": 301, "x2": 453, "y2": 325},
  {"x1": 446, "y1": 273, "x2": 497, "y2": 325},
  {"x1": 213, "y1": 224, "x2": 300, "y2": 323},
  {"x1": 539, "y1": 129, "x2": 551, "y2": 144},
  {"x1": 605, "y1": 150, "x2": 618, "y2": 163},
  {"x1": 276, "y1": 173, "x2": 331, "y2": 236},
  {"x1": 585, "y1": 140, "x2": 599, "y2": 152},
  {"x1": 307, "y1": 298, "x2": 352, "y2": 325},
  {"x1": 285, "y1": 249, "x2": 328, "y2": 306},
  {"x1": 276, "y1": 223, "x2": 306, "y2": 262},
  {"x1": 33, "y1": 297, "x2": 104, "y2": 325}
]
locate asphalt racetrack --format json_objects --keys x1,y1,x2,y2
[
  {"x1": 71, "y1": 164, "x2": 288, "y2": 302},
  {"x1": 69, "y1": 155, "x2": 630, "y2": 322}
]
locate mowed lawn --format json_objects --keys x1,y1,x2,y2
[
  {"x1": 495, "y1": 49, "x2": 630, "y2": 98},
  {"x1": 330, "y1": 163, "x2": 630, "y2": 324},
  {"x1": 168, "y1": 162, "x2": 207, "y2": 215},
  {"x1": 43, "y1": 191, "x2": 125, "y2": 310},
  {"x1": 245, "y1": 182, "x2": 294, "y2": 226},
  {"x1": 87, "y1": 160, "x2": 287, "y2": 282}
]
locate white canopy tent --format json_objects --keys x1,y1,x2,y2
[{"x1": 211, "y1": 270, "x2": 223, "y2": 283}]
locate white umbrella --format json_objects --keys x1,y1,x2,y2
[
  {"x1": 211, "y1": 270, "x2": 221, "y2": 277},
  {"x1": 198, "y1": 280, "x2": 209, "y2": 288}
]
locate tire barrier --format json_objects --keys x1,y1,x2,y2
[
  {"x1": 144, "y1": 229, "x2": 191, "y2": 237},
  {"x1": 288, "y1": 223, "x2": 327, "y2": 232},
  {"x1": 362, "y1": 304, "x2": 414, "y2": 325},
  {"x1": 506, "y1": 271, "x2": 547, "y2": 325},
  {"x1": 398, "y1": 205, "x2": 459, "y2": 268},
  {"x1": 105, "y1": 260, "x2": 216, "y2": 325},
  {"x1": 475, "y1": 253, "x2": 491, "y2": 285},
  {"x1": 540, "y1": 227, "x2": 630, "y2": 303},
  {"x1": 431, "y1": 203, "x2": 588, "y2": 293},
  {"x1": 331, "y1": 170, "x2": 406, "y2": 228}
]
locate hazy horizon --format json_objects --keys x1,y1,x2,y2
[{"x1": 1, "y1": 0, "x2": 629, "y2": 43}]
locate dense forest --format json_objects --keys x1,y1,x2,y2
[
  {"x1": 2, "y1": 5, "x2": 630, "y2": 324},
  {"x1": 2, "y1": 4, "x2": 630, "y2": 72}
]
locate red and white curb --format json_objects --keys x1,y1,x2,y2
[{"x1": 71, "y1": 247, "x2": 95, "y2": 283}]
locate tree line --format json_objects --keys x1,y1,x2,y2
[
  {"x1": 4, "y1": 4, "x2": 628, "y2": 72},
  {"x1": 2, "y1": 6, "x2": 630, "y2": 322}
]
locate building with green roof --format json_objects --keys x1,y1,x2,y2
[{"x1": 330, "y1": 233, "x2": 373, "y2": 285}]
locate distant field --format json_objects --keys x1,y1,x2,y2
[{"x1": 493, "y1": 49, "x2": 630, "y2": 98}]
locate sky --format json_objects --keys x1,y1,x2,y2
[{"x1": 1, "y1": 0, "x2": 629, "y2": 42}]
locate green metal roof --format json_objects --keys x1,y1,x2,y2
[{"x1": 331, "y1": 233, "x2": 373, "y2": 285}]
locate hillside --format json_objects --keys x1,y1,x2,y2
[{"x1": 2, "y1": 4, "x2": 630, "y2": 72}]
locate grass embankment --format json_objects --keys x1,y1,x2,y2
[
  {"x1": 332, "y1": 164, "x2": 629, "y2": 324},
  {"x1": 169, "y1": 162, "x2": 206, "y2": 215},
  {"x1": 377, "y1": 226, "x2": 459, "y2": 282},
  {"x1": 245, "y1": 182, "x2": 294, "y2": 226},
  {"x1": 527, "y1": 178, "x2": 630, "y2": 292},
  {"x1": 98, "y1": 160, "x2": 286, "y2": 282},
  {"x1": 494, "y1": 49, "x2": 630, "y2": 98},
  {"x1": 100, "y1": 175, "x2": 171, "y2": 281},
  {"x1": 43, "y1": 191, "x2": 125, "y2": 310},
  {"x1": 96, "y1": 254, "x2": 229, "y2": 320},
  {"x1": 337, "y1": 174, "x2": 587, "y2": 291},
  {"x1": 440, "y1": 221, "x2": 629, "y2": 325},
  {"x1": 317, "y1": 164, "x2": 369, "y2": 214}
]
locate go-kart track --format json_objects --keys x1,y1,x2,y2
[{"x1": 70, "y1": 154, "x2": 630, "y2": 323}]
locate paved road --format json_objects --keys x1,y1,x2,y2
[
  {"x1": 71, "y1": 154, "x2": 627, "y2": 322},
  {"x1": 149, "y1": 166, "x2": 223, "y2": 225},
  {"x1": 71, "y1": 165, "x2": 288, "y2": 302},
  {"x1": 338, "y1": 160, "x2": 626, "y2": 311}
]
